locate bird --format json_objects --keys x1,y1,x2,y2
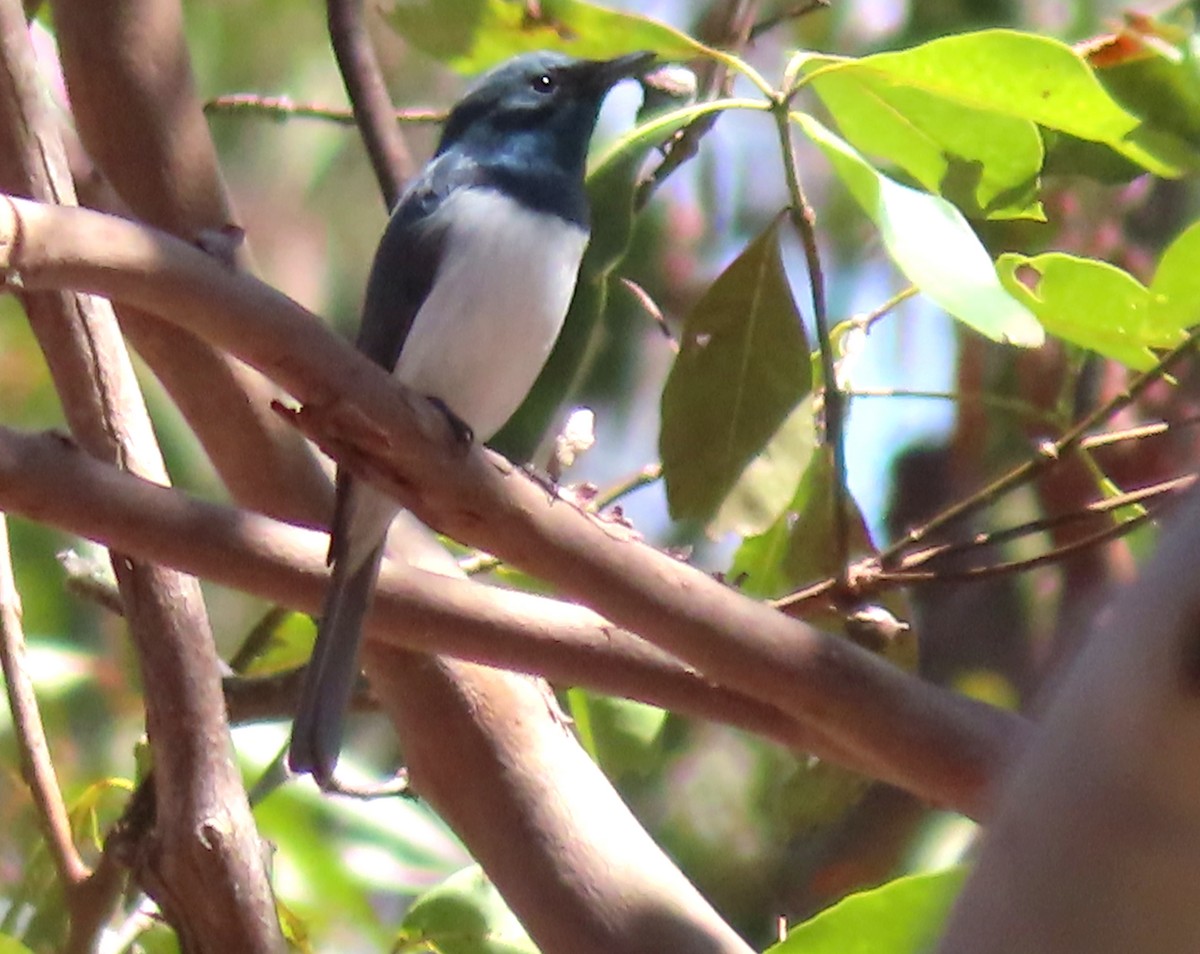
[{"x1": 288, "y1": 49, "x2": 656, "y2": 785}]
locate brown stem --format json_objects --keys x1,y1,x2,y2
[
  {"x1": 0, "y1": 526, "x2": 76, "y2": 885},
  {"x1": 327, "y1": 0, "x2": 412, "y2": 206},
  {"x1": 204, "y1": 92, "x2": 444, "y2": 126}
]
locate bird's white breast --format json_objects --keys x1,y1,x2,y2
[{"x1": 393, "y1": 188, "x2": 589, "y2": 441}]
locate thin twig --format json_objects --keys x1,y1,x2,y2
[
  {"x1": 776, "y1": 468, "x2": 1199, "y2": 613},
  {"x1": 874, "y1": 329, "x2": 1200, "y2": 569},
  {"x1": 57, "y1": 549, "x2": 124, "y2": 616},
  {"x1": 899, "y1": 474, "x2": 1196, "y2": 572},
  {"x1": 775, "y1": 103, "x2": 847, "y2": 582},
  {"x1": 619, "y1": 278, "x2": 677, "y2": 352},
  {"x1": 750, "y1": 0, "x2": 830, "y2": 39},
  {"x1": 326, "y1": 0, "x2": 413, "y2": 206},
  {"x1": 852, "y1": 284, "x2": 918, "y2": 335},
  {"x1": 588, "y1": 463, "x2": 664, "y2": 513},
  {"x1": 0, "y1": 515, "x2": 90, "y2": 891},
  {"x1": 879, "y1": 503, "x2": 1164, "y2": 586},
  {"x1": 203, "y1": 93, "x2": 443, "y2": 126},
  {"x1": 847, "y1": 387, "x2": 1060, "y2": 428},
  {"x1": 635, "y1": 0, "x2": 759, "y2": 210}
]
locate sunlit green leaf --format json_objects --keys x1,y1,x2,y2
[
  {"x1": 0, "y1": 935, "x2": 36, "y2": 954},
  {"x1": 397, "y1": 866, "x2": 537, "y2": 954},
  {"x1": 849, "y1": 30, "x2": 1138, "y2": 143},
  {"x1": 993, "y1": 218, "x2": 1200, "y2": 367},
  {"x1": 1147, "y1": 219, "x2": 1200, "y2": 336},
  {"x1": 660, "y1": 217, "x2": 815, "y2": 532},
  {"x1": 795, "y1": 114, "x2": 1043, "y2": 347},
  {"x1": 995, "y1": 253, "x2": 1157, "y2": 367},
  {"x1": 385, "y1": 0, "x2": 699, "y2": 72},
  {"x1": 767, "y1": 867, "x2": 967, "y2": 953},
  {"x1": 808, "y1": 29, "x2": 1187, "y2": 176},
  {"x1": 808, "y1": 62, "x2": 1044, "y2": 219}
]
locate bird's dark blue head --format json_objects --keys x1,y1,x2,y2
[{"x1": 437, "y1": 51, "x2": 655, "y2": 199}]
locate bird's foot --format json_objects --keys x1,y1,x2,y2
[
  {"x1": 521, "y1": 462, "x2": 562, "y2": 503},
  {"x1": 427, "y1": 396, "x2": 474, "y2": 450}
]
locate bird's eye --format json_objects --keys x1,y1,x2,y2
[{"x1": 532, "y1": 73, "x2": 556, "y2": 93}]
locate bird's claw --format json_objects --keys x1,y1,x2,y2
[{"x1": 427, "y1": 396, "x2": 475, "y2": 449}]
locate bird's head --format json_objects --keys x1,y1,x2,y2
[{"x1": 438, "y1": 50, "x2": 655, "y2": 178}]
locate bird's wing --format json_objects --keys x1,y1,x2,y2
[
  {"x1": 327, "y1": 153, "x2": 485, "y2": 567},
  {"x1": 354, "y1": 153, "x2": 486, "y2": 370}
]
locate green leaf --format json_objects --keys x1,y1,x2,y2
[
  {"x1": 0, "y1": 936, "x2": 36, "y2": 954},
  {"x1": 847, "y1": 30, "x2": 1139, "y2": 144},
  {"x1": 1091, "y1": 35, "x2": 1200, "y2": 150},
  {"x1": 566, "y1": 688, "x2": 668, "y2": 780},
  {"x1": 385, "y1": 0, "x2": 699, "y2": 73},
  {"x1": 995, "y1": 254, "x2": 1185, "y2": 371},
  {"x1": 993, "y1": 219, "x2": 1200, "y2": 368},
  {"x1": 808, "y1": 29, "x2": 1185, "y2": 175},
  {"x1": 808, "y1": 61, "x2": 1044, "y2": 220},
  {"x1": 710, "y1": 395, "x2": 818, "y2": 538},
  {"x1": 397, "y1": 866, "x2": 537, "y2": 954},
  {"x1": 1147, "y1": 219, "x2": 1200, "y2": 337},
  {"x1": 767, "y1": 868, "x2": 967, "y2": 954},
  {"x1": 660, "y1": 217, "x2": 815, "y2": 532},
  {"x1": 730, "y1": 449, "x2": 872, "y2": 598},
  {"x1": 795, "y1": 113, "x2": 1043, "y2": 347}
]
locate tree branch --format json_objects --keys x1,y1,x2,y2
[
  {"x1": 0, "y1": 196, "x2": 1028, "y2": 818},
  {"x1": 0, "y1": 423, "x2": 820, "y2": 752},
  {"x1": 49, "y1": 0, "x2": 335, "y2": 528},
  {"x1": 326, "y1": 0, "x2": 413, "y2": 206},
  {"x1": 0, "y1": 8, "x2": 281, "y2": 947},
  {"x1": 0, "y1": 513, "x2": 125, "y2": 950}
]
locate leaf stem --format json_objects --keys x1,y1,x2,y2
[{"x1": 774, "y1": 100, "x2": 849, "y2": 585}]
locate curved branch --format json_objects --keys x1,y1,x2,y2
[
  {"x1": 0, "y1": 423, "x2": 821, "y2": 753},
  {"x1": 0, "y1": 196, "x2": 1028, "y2": 818}
]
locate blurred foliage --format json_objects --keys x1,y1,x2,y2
[{"x1": 6, "y1": 0, "x2": 1200, "y2": 951}]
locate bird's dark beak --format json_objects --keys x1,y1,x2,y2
[{"x1": 580, "y1": 51, "x2": 657, "y2": 91}]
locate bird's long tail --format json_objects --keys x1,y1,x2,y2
[{"x1": 287, "y1": 542, "x2": 385, "y2": 785}]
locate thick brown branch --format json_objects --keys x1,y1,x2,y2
[
  {"x1": 0, "y1": 423, "x2": 821, "y2": 753},
  {"x1": 0, "y1": 196, "x2": 1027, "y2": 817}
]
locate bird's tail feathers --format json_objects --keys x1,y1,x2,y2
[{"x1": 287, "y1": 543, "x2": 386, "y2": 785}]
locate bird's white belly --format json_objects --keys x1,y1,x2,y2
[{"x1": 393, "y1": 188, "x2": 589, "y2": 441}]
